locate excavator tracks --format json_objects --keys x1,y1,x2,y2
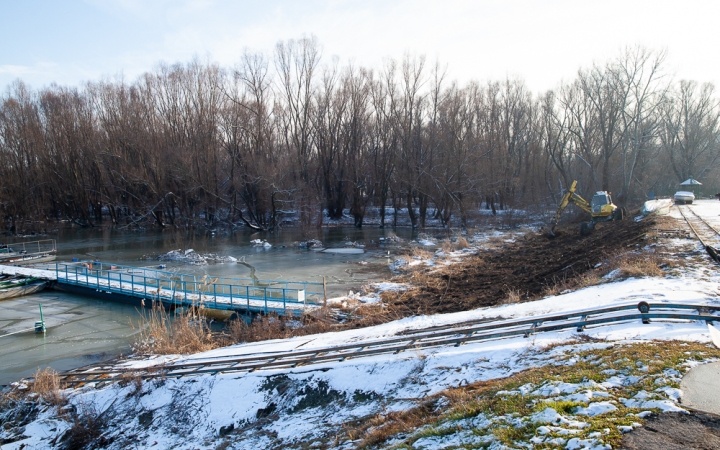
[{"x1": 57, "y1": 302, "x2": 719, "y2": 387}]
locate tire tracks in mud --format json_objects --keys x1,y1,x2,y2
[{"x1": 390, "y1": 216, "x2": 658, "y2": 315}]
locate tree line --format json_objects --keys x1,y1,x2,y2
[{"x1": 1, "y1": 38, "x2": 719, "y2": 233}]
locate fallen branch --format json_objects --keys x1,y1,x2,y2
[{"x1": 118, "y1": 192, "x2": 176, "y2": 230}]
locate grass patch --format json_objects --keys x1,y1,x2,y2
[
  {"x1": 441, "y1": 235, "x2": 470, "y2": 253},
  {"x1": 600, "y1": 252, "x2": 667, "y2": 279},
  {"x1": 346, "y1": 341, "x2": 720, "y2": 449},
  {"x1": 540, "y1": 399, "x2": 585, "y2": 415}
]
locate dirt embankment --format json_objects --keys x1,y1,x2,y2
[
  {"x1": 200, "y1": 216, "x2": 661, "y2": 344},
  {"x1": 382, "y1": 216, "x2": 658, "y2": 316}
]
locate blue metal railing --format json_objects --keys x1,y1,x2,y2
[{"x1": 53, "y1": 261, "x2": 322, "y2": 316}]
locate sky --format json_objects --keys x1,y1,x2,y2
[{"x1": 1, "y1": 0, "x2": 719, "y2": 95}]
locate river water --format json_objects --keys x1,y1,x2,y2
[{"x1": 0, "y1": 226, "x2": 422, "y2": 385}]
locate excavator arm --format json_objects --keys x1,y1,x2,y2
[{"x1": 547, "y1": 180, "x2": 591, "y2": 236}]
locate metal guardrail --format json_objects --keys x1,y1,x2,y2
[
  {"x1": 58, "y1": 302, "x2": 720, "y2": 385},
  {"x1": 53, "y1": 261, "x2": 322, "y2": 316},
  {"x1": 0, "y1": 240, "x2": 57, "y2": 265},
  {"x1": 1, "y1": 239, "x2": 56, "y2": 255}
]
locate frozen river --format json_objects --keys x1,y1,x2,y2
[{"x1": 0, "y1": 226, "x2": 420, "y2": 385}]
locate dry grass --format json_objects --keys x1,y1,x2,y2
[
  {"x1": 408, "y1": 270, "x2": 434, "y2": 286},
  {"x1": 540, "y1": 250, "x2": 665, "y2": 297},
  {"x1": 575, "y1": 271, "x2": 602, "y2": 288},
  {"x1": 117, "y1": 371, "x2": 144, "y2": 395},
  {"x1": 541, "y1": 279, "x2": 564, "y2": 297},
  {"x1": 225, "y1": 311, "x2": 337, "y2": 345},
  {"x1": 226, "y1": 314, "x2": 291, "y2": 342},
  {"x1": 346, "y1": 399, "x2": 441, "y2": 446},
  {"x1": 542, "y1": 270, "x2": 603, "y2": 297},
  {"x1": 133, "y1": 305, "x2": 217, "y2": 355},
  {"x1": 611, "y1": 253, "x2": 665, "y2": 278},
  {"x1": 501, "y1": 289, "x2": 522, "y2": 305},
  {"x1": 441, "y1": 235, "x2": 470, "y2": 253},
  {"x1": 133, "y1": 304, "x2": 346, "y2": 353},
  {"x1": 484, "y1": 235, "x2": 508, "y2": 248},
  {"x1": 30, "y1": 367, "x2": 65, "y2": 406},
  {"x1": 409, "y1": 247, "x2": 434, "y2": 259}
]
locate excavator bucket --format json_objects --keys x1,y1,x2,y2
[{"x1": 546, "y1": 221, "x2": 558, "y2": 237}]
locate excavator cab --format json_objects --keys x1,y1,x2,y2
[
  {"x1": 591, "y1": 192, "x2": 611, "y2": 210},
  {"x1": 590, "y1": 192, "x2": 615, "y2": 218}
]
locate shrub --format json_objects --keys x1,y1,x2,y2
[
  {"x1": 30, "y1": 367, "x2": 65, "y2": 406},
  {"x1": 134, "y1": 305, "x2": 216, "y2": 355},
  {"x1": 61, "y1": 402, "x2": 107, "y2": 449}
]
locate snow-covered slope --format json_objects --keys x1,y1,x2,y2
[{"x1": 3, "y1": 202, "x2": 720, "y2": 449}]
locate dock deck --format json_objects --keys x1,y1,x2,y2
[{"x1": 0, "y1": 262, "x2": 323, "y2": 316}]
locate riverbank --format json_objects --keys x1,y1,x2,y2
[{"x1": 3, "y1": 204, "x2": 720, "y2": 449}]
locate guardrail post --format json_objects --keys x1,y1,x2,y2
[
  {"x1": 283, "y1": 288, "x2": 286, "y2": 313},
  {"x1": 213, "y1": 284, "x2": 217, "y2": 308},
  {"x1": 229, "y1": 285, "x2": 233, "y2": 306},
  {"x1": 97, "y1": 269, "x2": 100, "y2": 291},
  {"x1": 184, "y1": 281, "x2": 187, "y2": 305},
  {"x1": 131, "y1": 274, "x2": 134, "y2": 294},
  {"x1": 264, "y1": 287, "x2": 268, "y2": 314}
]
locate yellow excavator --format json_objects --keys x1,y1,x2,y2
[{"x1": 547, "y1": 180, "x2": 625, "y2": 236}]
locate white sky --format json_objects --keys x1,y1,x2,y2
[{"x1": 1, "y1": 0, "x2": 719, "y2": 94}]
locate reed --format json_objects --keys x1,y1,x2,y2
[
  {"x1": 133, "y1": 304, "x2": 217, "y2": 355},
  {"x1": 30, "y1": 367, "x2": 65, "y2": 406}
]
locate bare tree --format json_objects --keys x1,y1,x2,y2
[
  {"x1": 660, "y1": 80, "x2": 720, "y2": 184},
  {"x1": 617, "y1": 47, "x2": 669, "y2": 202}
]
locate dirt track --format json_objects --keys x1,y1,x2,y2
[
  {"x1": 386, "y1": 216, "x2": 658, "y2": 315},
  {"x1": 621, "y1": 411, "x2": 720, "y2": 449}
]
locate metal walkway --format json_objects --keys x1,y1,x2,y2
[{"x1": 1, "y1": 261, "x2": 324, "y2": 316}]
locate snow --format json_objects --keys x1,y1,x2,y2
[
  {"x1": 566, "y1": 437, "x2": 611, "y2": 450},
  {"x1": 642, "y1": 198, "x2": 673, "y2": 215},
  {"x1": 156, "y1": 248, "x2": 239, "y2": 265},
  {"x1": 656, "y1": 386, "x2": 683, "y2": 402},
  {"x1": 250, "y1": 239, "x2": 272, "y2": 248},
  {"x1": 575, "y1": 401, "x2": 617, "y2": 416},
  {"x1": 531, "y1": 407, "x2": 589, "y2": 428},
  {"x1": 411, "y1": 430, "x2": 491, "y2": 449},
  {"x1": 620, "y1": 395, "x2": 686, "y2": 412},
  {"x1": 5, "y1": 201, "x2": 720, "y2": 449},
  {"x1": 0, "y1": 264, "x2": 57, "y2": 280}
]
